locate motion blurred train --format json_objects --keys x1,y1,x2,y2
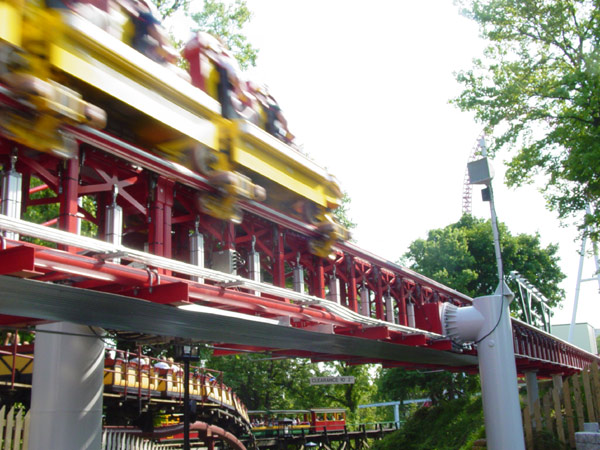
[
  {"x1": 249, "y1": 408, "x2": 347, "y2": 437},
  {"x1": 0, "y1": 344, "x2": 253, "y2": 436},
  {"x1": 0, "y1": 0, "x2": 348, "y2": 257}
]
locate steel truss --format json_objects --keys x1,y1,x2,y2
[{"x1": 0, "y1": 98, "x2": 597, "y2": 376}]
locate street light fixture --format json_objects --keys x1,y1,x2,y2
[{"x1": 174, "y1": 343, "x2": 201, "y2": 450}]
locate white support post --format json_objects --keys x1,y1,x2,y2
[
  {"x1": 29, "y1": 322, "x2": 105, "y2": 450},
  {"x1": 360, "y1": 286, "x2": 370, "y2": 317},
  {"x1": 0, "y1": 152, "x2": 22, "y2": 240},
  {"x1": 441, "y1": 283, "x2": 525, "y2": 450},
  {"x1": 407, "y1": 301, "x2": 416, "y2": 328},
  {"x1": 190, "y1": 217, "x2": 205, "y2": 283},
  {"x1": 248, "y1": 236, "x2": 261, "y2": 296},
  {"x1": 293, "y1": 265, "x2": 304, "y2": 293},
  {"x1": 475, "y1": 288, "x2": 525, "y2": 450},
  {"x1": 327, "y1": 274, "x2": 340, "y2": 304},
  {"x1": 385, "y1": 294, "x2": 395, "y2": 323},
  {"x1": 105, "y1": 186, "x2": 123, "y2": 263}
]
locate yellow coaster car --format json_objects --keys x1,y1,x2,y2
[{"x1": 0, "y1": 0, "x2": 348, "y2": 256}]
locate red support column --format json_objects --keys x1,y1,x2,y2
[
  {"x1": 375, "y1": 270, "x2": 384, "y2": 321},
  {"x1": 148, "y1": 177, "x2": 174, "y2": 258},
  {"x1": 162, "y1": 179, "x2": 174, "y2": 260},
  {"x1": 272, "y1": 225, "x2": 285, "y2": 287},
  {"x1": 58, "y1": 159, "x2": 80, "y2": 252},
  {"x1": 224, "y1": 222, "x2": 235, "y2": 251},
  {"x1": 398, "y1": 281, "x2": 408, "y2": 326},
  {"x1": 148, "y1": 177, "x2": 174, "y2": 275},
  {"x1": 206, "y1": 437, "x2": 215, "y2": 450},
  {"x1": 148, "y1": 182, "x2": 163, "y2": 257},
  {"x1": 314, "y1": 257, "x2": 325, "y2": 299},
  {"x1": 348, "y1": 257, "x2": 358, "y2": 312}
]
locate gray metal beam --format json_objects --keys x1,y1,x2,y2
[{"x1": 0, "y1": 276, "x2": 476, "y2": 367}]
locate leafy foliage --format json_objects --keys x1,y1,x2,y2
[
  {"x1": 377, "y1": 369, "x2": 479, "y2": 406},
  {"x1": 21, "y1": 177, "x2": 97, "y2": 246},
  {"x1": 372, "y1": 396, "x2": 485, "y2": 450},
  {"x1": 190, "y1": 0, "x2": 257, "y2": 69},
  {"x1": 205, "y1": 353, "x2": 376, "y2": 419},
  {"x1": 334, "y1": 192, "x2": 357, "y2": 234},
  {"x1": 454, "y1": 0, "x2": 600, "y2": 237},
  {"x1": 404, "y1": 214, "x2": 565, "y2": 317},
  {"x1": 151, "y1": 0, "x2": 258, "y2": 69}
]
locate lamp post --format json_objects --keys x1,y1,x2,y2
[
  {"x1": 439, "y1": 152, "x2": 526, "y2": 450},
  {"x1": 175, "y1": 343, "x2": 200, "y2": 450}
]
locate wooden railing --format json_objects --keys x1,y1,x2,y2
[{"x1": 522, "y1": 361, "x2": 600, "y2": 448}]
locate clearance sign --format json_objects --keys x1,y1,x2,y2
[{"x1": 309, "y1": 376, "x2": 356, "y2": 385}]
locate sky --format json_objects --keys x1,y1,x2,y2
[{"x1": 169, "y1": 1, "x2": 600, "y2": 330}]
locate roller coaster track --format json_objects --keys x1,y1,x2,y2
[{"x1": 0, "y1": 11, "x2": 597, "y2": 379}]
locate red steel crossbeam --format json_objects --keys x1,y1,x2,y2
[{"x1": 0, "y1": 118, "x2": 596, "y2": 374}]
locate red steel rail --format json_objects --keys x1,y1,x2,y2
[{"x1": 0, "y1": 91, "x2": 597, "y2": 377}]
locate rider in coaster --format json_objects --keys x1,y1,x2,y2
[
  {"x1": 183, "y1": 32, "x2": 259, "y2": 123},
  {"x1": 247, "y1": 81, "x2": 295, "y2": 144},
  {"x1": 121, "y1": 0, "x2": 178, "y2": 65}
]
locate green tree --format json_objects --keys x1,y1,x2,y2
[
  {"x1": 404, "y1": 214, "x2": 565, "y2": 315},
  {"x1": 205, "y1": 353, "x2": 377, "y2": 416},
  {"x1": 334, "y1": 192, "x2": 357, "y2": 234},
  {"x1": 152, "y1": 0, "x2": 258, "y2": 69},
  {"x1": 377, "y1": 368, "x2": 479, "y2": 406},
  {"x1": 191, "y1": 0, "x2": 257, "y2": 69},
  {"x1": 454, "y1": 0, "x2": 600, "y2": 236}
]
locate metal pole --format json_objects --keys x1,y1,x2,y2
[
  {"x1": 183, "y1": 357, "x2": 190, "y2": 450},
  {"x1": 190, "y1": 216, "x2": 205, "y2": 283},
  {"x1": 486, "y1": 182, "x2": 503, "y2": 284},
  {"x1": 587, "y1": 204, "x2": 600, "y2": 293},
  {"x1": 0, "y1": 151, "x2": 22, "y2": 240},
  {"x1": 474, "y1": 287, "x2": 525, "y2": 450},
  {"x1": 569, "y1": 233, "x2": 587, "y2": 343}
]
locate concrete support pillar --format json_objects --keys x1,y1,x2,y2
[
  {"x1": 29, "y1": 322, "x2": 105, "y2": 450},
  {"x1": 0, "y1": 152, "x2": 22, "y2": 240}
]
